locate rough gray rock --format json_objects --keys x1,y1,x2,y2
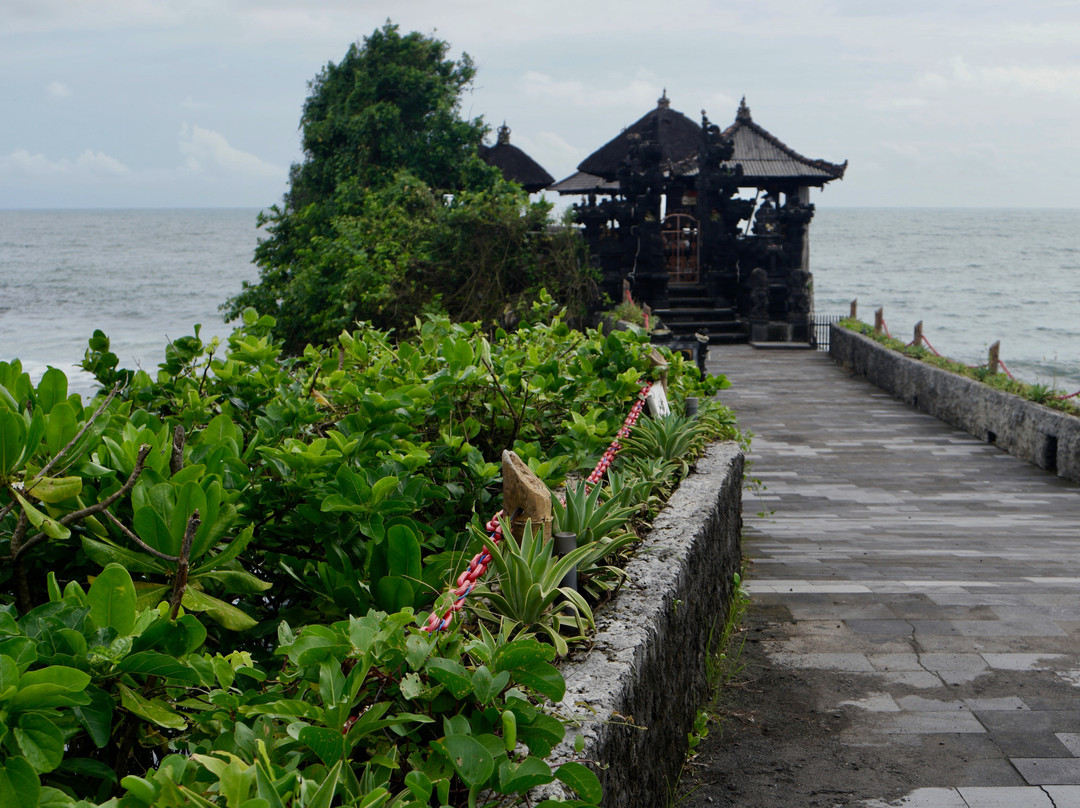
[
  {"x1": 830, "y1": 325, "x2": 1080, "y2": 483},
  {"x1": 535, "y1": 442, "x2": 744, "y2": 806}
]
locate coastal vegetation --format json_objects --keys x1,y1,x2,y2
[
  {"x1": 0, "y1": 302, "x2": 735, "y2": 807},
  {"x1": 223, "y1": 23, "x2": 595, "y2": 353},
  {"x1": 841, "y1": 318, "x2": 1080, "y2": 417}
]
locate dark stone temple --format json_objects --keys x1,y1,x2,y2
[{"x1": 549, "y1": 94, "x2": 847, "y2": 343}]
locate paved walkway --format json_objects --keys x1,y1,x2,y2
[{"x1": 697, "y1": 345, "x2": 1080, "y2": 808}]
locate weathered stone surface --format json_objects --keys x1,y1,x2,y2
[
  {"x1": 534, "y1": 442, "x2": 744, "y2": 806},
  {"x1": 830, "y1": 324, "x2": 1080, "y2": 483}
]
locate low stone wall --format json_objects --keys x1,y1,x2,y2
[
  {"x1": 535, "y1": 442, "x2": 745, "y2": 806},
  {"x1": 830, "y1": 324, "x2": 1080, "y2": 483}
]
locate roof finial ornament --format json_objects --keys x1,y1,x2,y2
[
  {"x1": 658, "y1": 89, "x2": 670, "y2": 109},
  {"x1": 496, "y1": 121, "x2": 511, "y2": 145},
  {"x1": 737, "y1": 96, "x2": 752, "y2": 122}
]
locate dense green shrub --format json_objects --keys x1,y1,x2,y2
[{"x1": 1, "y1": 301, "x2": 736, "y2": 806}]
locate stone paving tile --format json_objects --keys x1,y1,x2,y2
[
  {"x1": 1056, "y1": 733, "x2": 1080, "y2": 756},
  {"x1": 1011, "y1": 757, "x2": 1080, "y2": 785},
  {"x1": 987, "y1": 731, "x2": 1073, "y2": 758},
  {"x1": 895, "y1": 695, "x2": 967, "y2": 712},
  {"x1": 877, "y1": 670, "x2": 946, "y2": 688},
  {"x1": 981, "y1": 653, "x2": 1071, "y2": 670},
  {"x1": 957, "y1": 786, "x2": 1055, "y2": 807},
  {"x1": 963, "y1": 697, "x2": 1028, "y2": 712},
  {"x1": 975, "y1": 710, "x2": 1080, "y2": 734},
  {"x1": 1045, "y1": 785, "x2": 1080, "y2": 807},
  {"x1": 766, "y1": 651, "x2": 876, "y2": 671},
  {"x1": 879, "y1": 711, "x2": 986, "y2": 734}
]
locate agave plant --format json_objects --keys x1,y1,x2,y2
[
  {"x1": 468, "y1": 518, "x2": 595, "y2": 656},
  {"x1": 604, "y1": 469, "x2": 654, "y2": 509},
  {"x1": 624, "y1": 412, "x2": 711, "y2": 463},
  {"x1": 552, "y1": 480, "x2": 638, "y2": 547}
]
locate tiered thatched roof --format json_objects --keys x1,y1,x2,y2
[
  {"x1": 576, "y1": 91, "x2": 701, "y2": 181},
  {"x1": 479, "y1": 123, "x2": 555, "y2": 193},
  {"x1": 549, "y1": 96, "x2": 846, "y2": 195}
]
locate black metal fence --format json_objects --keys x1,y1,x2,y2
[{"x1": 812, "y1": 315, "x2": 843, "y2": 351}]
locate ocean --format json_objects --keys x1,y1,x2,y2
[
  {"x1": 0, "y1": 208, "x2": 260, "y2": 395},
  {"x1": 812, "y1": 208, "x2": 1080, "y2": 394},
  {"x1": 0, "y1": 207, "x2": 1078, "y2": 397}
]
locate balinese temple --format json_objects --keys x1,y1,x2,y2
[
  {"x1": 479, "y1": 123, "x2": 555, "y2": 193},
  {"x1": 549, "y1": 94, "x2": 846, "y2": 343}
]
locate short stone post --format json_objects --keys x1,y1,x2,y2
[
  {"x1": 874, "y1": 308, "x2": 884, "y2": 336},
  {"x1": 913, "y1": 321, "x2": 923, "y2": 347},
  {"x1": 988, "y1": 341, "x2": 1000, "y2": 375},
  {"x1": 850, "y1": 299, "x2": 858, "y2": 320},
  {"x1": 501, "y1": 450, "x2": 552, "y2": 541},
  {"x1": 553, "y1": 532, "x2": 578, "y2": 591}
]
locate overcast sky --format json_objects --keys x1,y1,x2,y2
[{"x1": 3, "y1": 0, "x2": 1079, "y2": 209}]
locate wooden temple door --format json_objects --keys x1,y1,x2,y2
[{"x1": 662, "y1": 213, "x2": 699, "y2": 284}]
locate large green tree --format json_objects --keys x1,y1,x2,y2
[{"x1": 225, "y1": 23, "x2": 593, "y2": 352}]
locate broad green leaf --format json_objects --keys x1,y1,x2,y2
[
  {"x1": 425, "y1": 657, "x2": 472, "y2": 700},
  {"x1": 12, "y1": 492, "x2": 69, "y2": 541},
  {"x1": 498, "y1": 756, "x2": 554, "y2": 794},
  {"x1": 211, "y1": 656, "x2": 234, "y2": 690},
  {"x1": 471, "y1": 665, "x2": 509, "y2": 704},
  {"x1": 369, "y1": 475, "x2": 399, "y2": 503},
  {"x1": 44, "y1": 403, "x2": 78, "y2": 459},
  {"x1": 133, "y1": 504, "x2": 175, "y2": 558},
  {"x1": 117, "y1": 683, "x2": 186, "y2": 730},
  {"x1": 195, "y1": 569, "x2": 271, "y2": 593},
  {"x1": 173, "y1": 480, "x2": 207, "y2": 555},
  {"x1": 27, "y1": 476, "x2": 82, "y2": 504},
  {"x1": 403, "y1": 770, "x2": 433, "y2": 802},
  {"x1": 37, "y1": 786, "x2": 76, "y2": 808},
  {"x1": 73, "y1": 685, "x2": 114, "y2": 749},
  {"x1": 385, "y1": 523, "x2": 421, "y2": 580},
  {"x1": 372, "y1": 576, "x2": 414, "y2": 613},
  {"x1": 0, "y1": 755, "x2": 39, "y2": 808},
  {"x1": 0, "y1": 408, "x2": 28, "y2": 475},
  {"x1": 181, "y1": 588, "x2": 256, "y2": 631},
  {"x1": 14, "y1": 713, "x2": 64, "y2": 773},
  {"x1": 297, "y1": 726, "x2": 347, "y2": 766},
  {"x1": 36, "y1": 368, "x2": 68, "y2": 414},
  {"x1": 555, "y1": 762, "x2": 602, "y2": 804},
  {"x1": 81, "y1": 536, "x2": 168, "y2": 576},
  {"x1": 441, "y1": 734, "x2": 493, "y2": 788},
  {"x1": 115, "y1": 651, "x2": 201, "y2": 684},
  {"x1": 0, "y1": 638, "x2": 37, "y2": 673},
  {"x1": 240, "y1": 699, "x2": 322, "y2": 721},
  {"x1": 46, "y1": 572, "x2": 62, "y2": 603},
  {"x1": 507, "y1": 659, "x2": 565, "y2": 704},
  {"x1": 0, "y1": 654, "x2": 19, "y2": 696},
  {"x1": 87, "y1": 563, "x2": 137, "y2": 636},
  {"x1": 10, "y1": 666, "x2": 91, "y2": 710}
]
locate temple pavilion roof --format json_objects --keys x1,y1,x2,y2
[
  {"x1": 479, "y1": 123, "x2": 555, "y2": 193},
  {"x1": 549, "y1": 96, "x2": 846, "y2": 195},
  {"x1": 576, "y1": 91, "x2": 702, "y2": 181},
  {"x1": 718, "y1": 98, "x2": 846, "y2": 186}
]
